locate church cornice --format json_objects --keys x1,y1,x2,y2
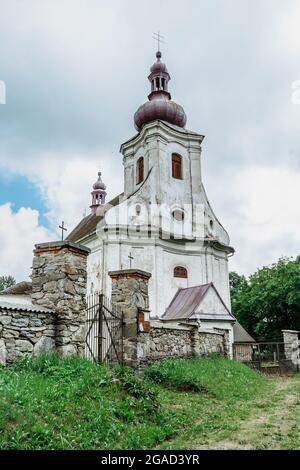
[{"x1": 120, "y1": 120, "x2": 204, "y2": 155}]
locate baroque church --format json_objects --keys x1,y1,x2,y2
[{"x1": 68, "y1": 49, "x2": 236, "y2": 345}]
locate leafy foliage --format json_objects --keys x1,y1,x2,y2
[
  {"x1": 230, "y1": 256, "x2": 300, "y2": 340},
  {"x1": 0, "y1": 275, "x2": 16, "y2": 292}
]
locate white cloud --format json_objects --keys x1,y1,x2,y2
[
  {"x1": 0, "y1": 203, "x2": 54, "y2": 281},
  {"x1": 0, "y1": 0, "x2": 300, "y2": 280},
  {"x1": 0, "y1": 153, "x2": 123, "y2": 235},
  {"x1": 224, "y1": 165, "x2": 300, "y2": 274}
]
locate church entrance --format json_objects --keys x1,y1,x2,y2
[{"x1": 85, "y1": 294, "x2": 124, "y2": 364}]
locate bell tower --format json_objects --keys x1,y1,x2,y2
[{"x1": 90, "y1": 171, "x2": 107, "y2": 214}]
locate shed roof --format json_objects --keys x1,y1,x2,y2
[
  {"x1": 0, "y1": 300, "x2": 53, "y2": 314},
  {"x1": 233, "y1": 321, "x2": 255, "y2": 343}
]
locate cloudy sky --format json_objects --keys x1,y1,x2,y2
[{"x1": 0, "y1": 0, "x2": 300, "y2": 282}]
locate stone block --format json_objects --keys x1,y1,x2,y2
[
  {"x1": 15, "y1": 339, "x2": 33, "y2": 353},
  {"x1": 0, "y1": 315, "x2": 11, "y2": 326},
  {"x1": 0, "y1": 339, "x2": 7, "y2": 365},
  {"x1": 33, "y1": 336, "x2": 56, "y2": 356},
  {"x1": 11, "y1": 318, "x2": 29, "y2": 328}
]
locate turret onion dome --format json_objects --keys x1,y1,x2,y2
[
  {"x1": 93, "y1": 172, "x2": 106, "y2": 190},
  {"x1": 134, "y1": 51, "x2": 187, "y2": 131}
]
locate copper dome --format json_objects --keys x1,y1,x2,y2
[
  {"x1": 134, "y1": 51, "x2": 187, "y2": 131},
  {"x1": 93, "y1": 172, "x2": 106, "y2": 190},
  {"x1": 134, "y1": 98, "x2": 186, "y2": 130},
  {"x1": 150, "y1": 51, "x2": 168, "y2": 74}
]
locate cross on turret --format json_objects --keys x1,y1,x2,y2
[{"x1": 152, "y1": 31, "x2": 165, "y2": 52}]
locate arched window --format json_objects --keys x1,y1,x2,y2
[
  {"x1": 174, "y1": 266, "x2": 188, "y2": 278},
  {"x1": 136, "y1": 157, "x2": 144, "y2": 184},
  {"x1": 172, "y1": 153, "x2": 182, "y2": 179}
]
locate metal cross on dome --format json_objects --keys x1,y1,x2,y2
[{"x1": 152, "y1": 31, "x2": 165, "y2": 52}]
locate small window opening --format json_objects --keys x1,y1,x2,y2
[
  {"x1": 136, "y1": 157, "x2": 144, "y2": 184},
  {"x1": 172, "y1": 153, "x2": 182, "y2": 179},
  {"x1": 174, "y1": 266, "x2": 188, "y2": 278}
]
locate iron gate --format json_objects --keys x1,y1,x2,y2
[{"x1": 85, "y1": 293, "x2": 124, "y2": 364}]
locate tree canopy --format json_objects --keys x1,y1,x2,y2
[
  {"x1": 230, "y1": 257, "x2": 300, "y2": 341},
  {"x1": 0, "y1": 275, "x2": 16, "y2": 292}
]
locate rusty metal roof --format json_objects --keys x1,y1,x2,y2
[
  {"x1": 162, "y1": 284, "x2": 211, "y2": 320},
  {"x1": 162, "y1": 283, "x2": 235, "y2": 321}
]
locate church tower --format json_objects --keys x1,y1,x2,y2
[{"x1": 68, "y1": 47, "x2": 234, "y2": 320}]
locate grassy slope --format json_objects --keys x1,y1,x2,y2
[{"x1": 2, "y1": 355, "x2": 299, "y2": 450}]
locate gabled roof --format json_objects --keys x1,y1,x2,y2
[
  {"x1": 67, "y1": 193, "x2": 123, "y2": 243},
  {"x1": 162, "y1": 283, "x2": 235, "y2": 322},
  {"x1": 67, "y1": 168, "x2": 153, "y2": 244}
]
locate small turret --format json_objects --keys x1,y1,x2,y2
[{"x1": 90, "y1": 171, "x2": 107, "y2": 214}]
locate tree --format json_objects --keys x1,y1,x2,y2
[
  {"x1": 230, "y1": 257, "x2": 300, "y2": 340},
  {"x1": 0, "y1": 275, "x2": 16, "y2": 292}
]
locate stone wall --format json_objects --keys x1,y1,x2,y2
[
  {"x1": 0, "y1": 241, "x2": 90, "y2": 365},
  {"x1": 109, "y1": 269, "x2": 151, "y2": 367},
  {"x1": 31, "y1": 241, "x2": 90, "y2": 357},
  {"x1": 282, "y1": 330, "x2": 300, "y2": 363},
  {"x1": 0, "y1": 306, "x2": 55, "y2": 365},
  {"x1": 110, "y1": 269, "x2": 230, "y2": 368},
  {"x1": 137, "y1": 325, "x2": 229, "y2": 366}
]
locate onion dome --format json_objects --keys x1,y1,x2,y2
[
  {"x1": 93, "y1": 172, "x2": 106, "y2": 190},
  {"x1": 90, "y1": 171, "x2": 107, "y2": 214},
  {"x1": 134, "y1": 51, "x2": 187, "y2": 131}
]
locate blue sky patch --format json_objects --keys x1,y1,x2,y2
[{"x1": 0, "y1": 173, "x2": 49, "y2": 227}]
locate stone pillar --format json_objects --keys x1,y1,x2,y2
[
  {"x1": 31, "y1": 241, "x2": 90, "y2": 357},
  {"x1": 282, "y1": 330, "x2": 300, "y2": 364},
  {"x1": 109, "y1": 269, "x2": 151, "y2": 367}
]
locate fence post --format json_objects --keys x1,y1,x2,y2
[
  {"x1": 108, "y1": 269, "x2": 151, "y2": 367},
  {"x1": 282, "y1": 330, "x2": 300, "y2": 370},
  {"x1": 31, "y1": 241, "x2": 90, "y2": 357}
]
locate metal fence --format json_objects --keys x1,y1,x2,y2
[
  {"x1": 233, "y1": 341, "x2": 294, "y2": 373},
  {"x1": 85, "y1": 293, "x2": 124, "y2": 364}
]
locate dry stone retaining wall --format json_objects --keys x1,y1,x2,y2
[
  {"x1": 109, "y1": 269, "x2": 231, "y2": 368},
  {"x1": 0, "y1": 307, "x2": 55, "y2": 364},
  {"x1": 0, "y1": 241, "x2": 90, "y2": 365}
]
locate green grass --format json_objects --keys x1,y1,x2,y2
[
  {"x1": 2, "y1": 355, "x2": 300, "y2": 450},
  {"x1": 144, "y1": 356, "x2": 265, "y2": 399},
  {"x1": 0, "y1": 355, "x2": 178, "y2": 450}
]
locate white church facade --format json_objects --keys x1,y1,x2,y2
[{"x1": 68, "y1": 49, "x2": 236, "y2": 346}]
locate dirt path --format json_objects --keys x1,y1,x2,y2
[{"x1": 196, "y1": 376, "x2": 300, "y2": 450}]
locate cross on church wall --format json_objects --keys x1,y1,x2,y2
[{"x1": 128, "y1": 252, "x2": 134, "y2": 269}]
